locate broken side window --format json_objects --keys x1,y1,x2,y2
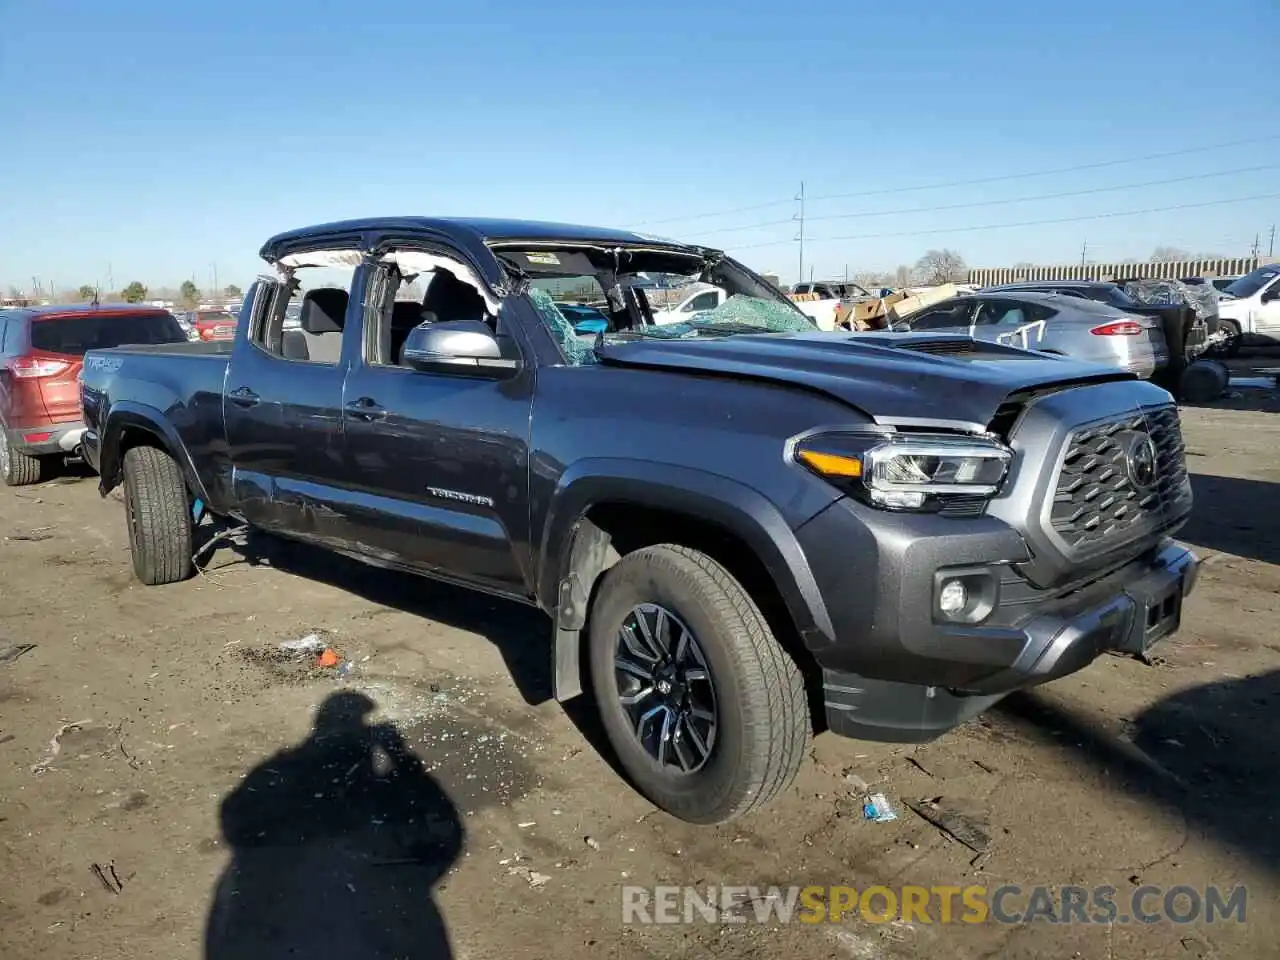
[{"x1": 528, "y1": 287, "x2": 597, "y2": 366}]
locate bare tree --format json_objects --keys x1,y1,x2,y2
[
  {"x1": 853, "y1": 271, "x2": 891, "y2": 289},
  {"x1": 1150, "y1": 246, "x2": 1190, "y2": 263},
  {"x1": 914, "y1": 249, "x2": 966, "y2": 285},
  {"x1": 892, "y1": 264, "x2": 914, "y2": 288}
]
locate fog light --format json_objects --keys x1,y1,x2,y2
[{"x1": 938, "y1": 579, "x2": 968, "y2": 617}]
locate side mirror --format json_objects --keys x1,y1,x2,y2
[
  {"x1": 1261, "y1": 285, "x2": 1279, "y2": 303},
  {"x1": 401, "y1": 319, "x2": 517, "y2": 375}
]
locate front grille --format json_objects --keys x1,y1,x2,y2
[{"x1": 1049, "y1": 405, "x2": 1189, "y2": 552}]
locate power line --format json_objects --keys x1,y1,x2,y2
[
  {"x1": 691, "y1": 164, "x2": 1280, "y2": 238},
  {"x1": 724, "y1": 192, "x2": 1280, "y2": 251},
  {"x1": 806, "y1": 164, "x2": 1280, "y2": 223},
  {"x1": 628, "y1": 133, "x2": 1280, "y2": 229},
  {"x1": 807, "y1": 133, "x2": 1280, "y2": 202},
  {"x1": 630, "y1": 197, "x2": 794, "y2": 227}
]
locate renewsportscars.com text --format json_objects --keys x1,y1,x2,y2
[{"x1": 621, "y1": 884, "x2": 1247, "y2": 926}]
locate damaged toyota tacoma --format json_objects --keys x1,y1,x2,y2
[{"x1": 79, "y1": 218, "x2": 1198, "y2": 824}]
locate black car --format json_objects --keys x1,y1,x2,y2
[{"x1": 79, "y1": 217, "x2": 1198, "y2": 824}]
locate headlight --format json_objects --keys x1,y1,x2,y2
[{"x1": 791, "y1": 431, "x2": 1012, "y2": 511}]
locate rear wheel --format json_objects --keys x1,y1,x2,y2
[
  {"x1": 122, "y1": 446, "x2": 193, "y2": 585},
  {"x1": 588, "y1": 544, "x2": 809, "y2": 824},
  {"x1": 0, "y1": 431, "x2": 44, "y2": 486}
]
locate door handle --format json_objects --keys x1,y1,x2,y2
[
  {"x1": 345, "y1": 397, "x2": 387, "y2": 421},
  {"x1": 229, "y1": 386, "x2": 260, "y2": 407}
]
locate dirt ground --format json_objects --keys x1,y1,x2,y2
[{"x1": 1, "y1": 370, "x2": 1278, "y2": 960}]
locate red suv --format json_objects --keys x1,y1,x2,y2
[{"x1": 0, "y1": 304, "x2": 187, "y2": 485}]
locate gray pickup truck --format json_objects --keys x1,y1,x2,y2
[{"x1": 79, "y1": 217, "x2": 1198, "y2": 823}]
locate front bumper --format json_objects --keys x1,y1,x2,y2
[
  {"x1": 795, "y1": 495, "x2": 1198, "y2": 743},
  {"x1": 6, "y1": 421, "x2": 86, "y2": 457}
]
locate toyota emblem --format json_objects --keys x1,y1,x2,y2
[{"x1": 1125, "y1": 432, "x2": 1159, "y2": 490}]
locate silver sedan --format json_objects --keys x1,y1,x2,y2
[{"x1": 890, "y1": 291, "x2": 1168, "y2": 377}]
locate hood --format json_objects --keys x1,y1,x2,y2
[{"x1": 596, "y1": 331, "x2": 1134, "y2": 431}]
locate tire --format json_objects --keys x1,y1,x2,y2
[
  {"x1": 122, "y1": 446, "x2": 193, "y2": 585},
  {"x1": 588, "y1": 544, "x2": 809, "y2": 824},
  {"x1": 1179, "y1": 359, "x2": 1231, "y2": 404},
  {"x1": 0, "y1": 430, "x2": 44, "y2": 486}
]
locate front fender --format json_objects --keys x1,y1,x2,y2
[
  {"x1": 539, "y1": 458, "x2": 837, "y2": 647},
  {"x1": 99, "y1": 401, "x2": 210, "y2": 504}
]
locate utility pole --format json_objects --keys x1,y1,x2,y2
[
  {"x1": 1080, "y1": 240, "x2": 1087, "y2": 267},
  {"x1": 794, "y1": 181, "x2": 805, "y2": 287},
  {"x1": 1269, "y1": 224, "x2": 1276, "y2": 257},
  {"x1": 1251, "y1": 233, "x2": 1260, "y2": 258}
]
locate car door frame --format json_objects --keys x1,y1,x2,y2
[
  {"x1": 223, "y1": 256, "x2": 372, "y2": 542},
  {"x1": 336, "y1": 243, "x2": 541, "y2": 600}
]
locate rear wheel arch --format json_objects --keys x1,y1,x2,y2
[{"x1": 99, "y1": 405, "x2": 208, "y2": 504}]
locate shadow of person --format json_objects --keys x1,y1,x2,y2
[
  {"x1": 204, "y1": 527, "x2": 554, "y2": 706},
  {"x1": 196, "y1": 527, "x2": 634, "y2": 788},
  {"x1": 205, "y1": 692, "x2": 462, "y2": 959}
]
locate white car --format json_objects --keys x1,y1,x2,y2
[
  {"x1": 647, "y1": 284, "x2": 726, "y2": 324},
  {"x1": 1215, "y1": 264, "x2": 1280, "y2": 348},
  {"x1": 647, "y1": 283, "x2": 846, "y2": 330}
]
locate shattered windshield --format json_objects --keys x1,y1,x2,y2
[
  {"x1": 521, "y1": 253, "x2": 816, "y2": 366},
  {"x1": 639, "y1": 293, "x2": 816, "y2": 337}
]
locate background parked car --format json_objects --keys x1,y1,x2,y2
[
  {"x1": 191, "y1": 309, "x2": 238, "y2": 341},
  {"x1": 0, "y1": 303, "x2": 188, "y2": 485},
  {"x1": 1215, "y1": 263, "x2": 1280, "y2": 348},
  {"x1": 553, "y1": 302, "x2": 611, "y2": 335},
  {"x1": 1117, "y1": 277, "x2": 1222, "y2": 357},
  {"x1": 889, "y1": 291, "x2": 1169, "y2": 377},
  {"x1": 982, "y1": 279, "x2": 1204, "y2": 389}
]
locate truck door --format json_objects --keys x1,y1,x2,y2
[
  {"x1": 1255, "y1": 275, "x2": 1280, "y2": 341},
  {"x1": 223, "y1": 268, "x2": 360, "y2": 541},
  {"x1": 338, "y1": 262, "x2": 534, "y2": 598}
]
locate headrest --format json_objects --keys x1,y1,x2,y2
[
  {"x1": 391, "y1": 300, "x2": 425, "y2": 330},
  {"x1": 300, "y1": 288, "x2": 348, "y2": 334},
  {"x1": 422, "y1": 270, "x2": 485, "y2": 323}
]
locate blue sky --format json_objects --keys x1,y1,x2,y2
[{"x1": 1, "y1": 0, "x2": 1276, "y2": 292}]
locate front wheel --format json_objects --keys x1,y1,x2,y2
[
  {"x1": 588, "y1": 544, "x2": 809, "y2": 824},
  {"x1": 122, "y1": 446, "x2": 193, "y2": 585}
]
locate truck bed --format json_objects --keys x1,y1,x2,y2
[
  {"x1": 107, "y1": 340, "x2": 235, "y2": 356},
  {"x1": 81, "y1": 342, "x2": 233, "y2": 505}
]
